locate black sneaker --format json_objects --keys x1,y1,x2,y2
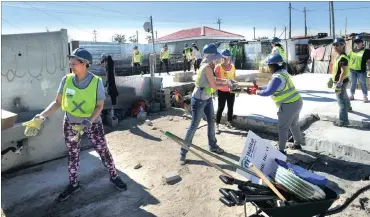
[
  {"x1": 110, "y1": 176, "x2": 127, "y2": 191},
  {"x1": 57, "y1": 183, "x2": 81, "y2": 202}
]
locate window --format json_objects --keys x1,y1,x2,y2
[{"x1": 295, "y1": 44, "x2": 309, "y2": 55}]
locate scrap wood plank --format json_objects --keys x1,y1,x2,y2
[{"x1": 2, "y1": 109, "x2": 18, "y2": 131}]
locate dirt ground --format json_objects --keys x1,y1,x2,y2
[{"x1": 2, "y1": 108, "x2": 370, "y2": 217}]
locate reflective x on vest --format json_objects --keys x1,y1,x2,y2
[{"x1": 195, "y1": 64, "x2": 215, "y2": 95}]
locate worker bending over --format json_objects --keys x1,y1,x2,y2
[
  {"x1": 132, "y1": 46, "x2": 143, "y2": 75},
  {"x1": 331, "y1": 38, "x2": 352, "y2": 127},
  {"x1": 159, "y1": 44, "x2": 170, "y2": 76},
  {"x1": 183, "y1": 43, "x2": 193, "y2": 72},
  {"x1": 192, "y1": 43, "x2": 203, "y2": 74},
  {"x1": 253, "y1": 53, "x2": 304, "y2": 153},
  {"x1": 179, "y1": 44, "x2": 237, "y2": 165},
  {"x1": 348, "y1": 35, "x2": 370, "y2": 103},
  {"x1": 215, "y1": 49, "x2": 237, "y2": 133}
]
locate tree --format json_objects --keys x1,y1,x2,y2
[
  {"x1": 145, "y1": 35, "x2": 152, "y2": 43},
  {"x1": 113, "y1": 34, "x2": 126, "y2": 43},
  {"x1": 129, "y1": 35, "x2": 138, "y2": 43}
]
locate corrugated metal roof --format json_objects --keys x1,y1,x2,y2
[{"x1": 154, "y1": 26, "x2": 244, "y2": 43}]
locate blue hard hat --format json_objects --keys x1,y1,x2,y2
[
  {"x1": 265, "y1": 53, "x2": 284, "y2": 65},
  {"x1": 354, "y1": 35, "x2": 363, "y2": 43},
  {"x1": 271, "y1": 37, "x2": 281, "y2": 43},
  {"x1": 184, "y1": 43, "x2": 188, "y2": 47},
  {"x1": 68, "y1": 48, "x2": 92, "y2": 64},
  {"x1": 192, "y1": 43, "x2": 196, "y2": 47},
  {"x1": 134, "y1": 46, "x2": 138, "y2": 49},
  {"x1": 203, "y1": 43, "x2": 223, "y2": 61},
  {"x1": 221, "y1": 49, "x2": 231, "y2": 58},
  {"x1": 163, "y1": 43, "x2": 168, "y2": 47},
  {"x1": 333, "y1": 38, "x2": 345, "y2": 45},
  {"x1": 229, "y1": 41, "x2": 233, "y2": 45}
]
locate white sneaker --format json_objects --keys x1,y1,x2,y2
[{"x1": 364, "y1": 96, "x2": 368, "y2": 103}]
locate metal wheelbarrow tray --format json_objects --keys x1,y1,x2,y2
[{"x1": 253, "y1": 184, "x2": 370, "y2": 217}]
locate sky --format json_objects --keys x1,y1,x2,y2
[{"x1": 1, "y1": 1, "x2": 370, "y2": 43}]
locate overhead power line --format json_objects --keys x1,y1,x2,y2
[
  {"x1": 81, "y1": 2, "x2": 149, "y2": 19},
  {"x1": 22, "y1": 1, "x2": 91, "y2": 34},
  {"x1": 2, "y1": 18, "x2": 25, "y2": 32}
]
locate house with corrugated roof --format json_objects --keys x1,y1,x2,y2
[{"x1": 153, "y1": 26, "x2": 245, "y2": 53}]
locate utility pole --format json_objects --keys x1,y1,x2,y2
[
  {"x1": 344, "y1": 17, "x2": 347, "y2": 39},
  {"x1": 93, "y1": 29, "x2": 97, "y2": 42},
  {"x1": 274, "y1": 27, "x2": 276, "y2": 37},
  {"x1": 289, "y1": 2, "x2": 292, "y2": 39},
  {"x1": 340, "y1": 30, "x2": 342, "y2": 36},
  {"x1": 304, "y1": 7, "x2": 307, "y2": 37},
  {"x1": 331, "y1": 1, "x2": 335, "y2": 39},
  {"x1": 329, "y1": 2, "x2": 332, "y2": 36},
  {"x1": 46, "y1": 27, "x2": 49, "y2": 32},
  {"x1": 253, "y1": 27, "x2": 256, "y2": 40},
  {"x1": 285, "y1": 26, "x2": 287, "y2": 39},
  {"x1": 216, "y1": 17, "x2": 222, "y2": 30},
  {"x1": 136, "y1": 30, "x2": 138, "y2": 43},
  {"x1": 150, "y1": 16, "x2": 155, "y2": 53}
]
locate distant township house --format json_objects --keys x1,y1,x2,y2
[{"x1": 153, "y1": 26, "x2": 245, "y2": 53}]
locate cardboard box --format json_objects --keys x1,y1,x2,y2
[{"x1": 1, "y1": 109, "x2": 18, "y2": 131}]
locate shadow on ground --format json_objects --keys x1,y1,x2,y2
[
  {"x1": 292, "y1": 150, "x2": 370, "y2": 182},
  {"x1": 1, "y1": 149, "x2": 160, "y2": 217}
]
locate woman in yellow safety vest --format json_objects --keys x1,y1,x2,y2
[
  {"x1": 159, "y1": 43, "x2": 170, "y2": 76},
  {"x1": 215, "y1": 49, "x2": 237, "y2": 133},
  {"x1": 183, "y1": 43, "x2": 193, "y2": 72},
  {"x1": 252, "y1": 53, "x2": 304, "y2": 154},
  {"x1": 179, "y1": 44, "x2": 237, "y2": 165},
  {"x1": 22, "y1": 48, "x2": 127, "y2": 202},
  {"x1": 271, "y1": 37, "x2": 287, "y2": 69},
  {"x1": 132, "y1": 46, "x2": 143, "y2": 75},
  {"x1": 348, "y1": 35, "x2": 370, "y2": 103}
]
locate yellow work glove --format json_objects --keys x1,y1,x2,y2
[
  {"x1": 22, "y1": 116, "x2": 45, "y2": 137},
  {"x1": 71, "y1": 119, "x2": 92, "y2": 141},
  {"x1": 327, "y1": 78, "x2": 333, "y2": 88}
]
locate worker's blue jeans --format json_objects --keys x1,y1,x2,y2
[
  {"x1": 350, "y1": 71, "x2": 368, "y2": 97},
  {"x1": 180, "y1": 97, "x2": 218, "y2": 157},
  {"x1": 335, "y1": 82, "x2": 350, "y2": 125}
]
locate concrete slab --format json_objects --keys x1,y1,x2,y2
[
  {"x1": 212, "y1": 73, "x2": 370, "y2": 132},
  {"x1": 303, "y1": 120, "x2": 370, "y2": 161}
]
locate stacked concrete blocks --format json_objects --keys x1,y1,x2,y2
[
  {"x1": 156, "y1": 89, "x2": 171, "y2": 111},
  {"x1": 173, "y1": 71, "x2": 194, "y2": 83}
]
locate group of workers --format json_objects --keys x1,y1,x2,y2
[{"x1": 20, "y1": 34, "x2": 369, "y2": 201}]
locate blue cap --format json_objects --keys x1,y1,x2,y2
[
  {"x1": 265, "y1": 53, "x2": 283, "y2": 65},
  {"x1": 184, "y1": 43, "x2": 188, "y2": 47},
  {"x1": 68, "y1": 48, "x2": 92, "y2": 64},
  {"x1": 333, "y1": 38, "x2": 345, "y2": 45},
  {"x1": 354, "y1": 35, "x2": 363, "y2": 43},
  {"x1": 221, "y1": 49, "x2": 231, "y2": 58},
  {"x1": 134, "y1": 46, "x2": 138, "y2": 49},
  {"x1": 203, "y1": 44, "x2": 223, "y2": 61},
  {"x1": 271, "y1": 37, "x2": 281, "y2": 43}
]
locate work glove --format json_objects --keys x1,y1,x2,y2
[
  {"x1": 227, "y1": 79, "x2": 238, "y2": 90},
  {"x1": 218, "y1": 175, "x2": 278, "y2": 207},
  {"x1": 327, "y1": 78, "x2": 333, "y2": 88},
  {"x1": 71, "y1": 119, "x2": 92, "y2": 141},
  {"x1": 22, "y1": 115, "x2": 46, "y2": 137},
  {"x1": 334, "y1": 82, "x2": 342, "y2": 93}
]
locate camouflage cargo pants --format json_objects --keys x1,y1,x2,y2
[{"x1": 63, "y1": 120, "x2": 118, "y2": 185}]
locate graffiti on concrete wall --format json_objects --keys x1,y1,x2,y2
[{"x1": 1, "y1": 39, "x2": 68, "y2": 82}]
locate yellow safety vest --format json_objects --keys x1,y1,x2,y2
[
  {"x1": 184, "y1": 48, "x2": 192, "y2": 60},
  {"x1": 276, "y1": 46, "x2": 287, "y2": 61},
  {"x1": 195, "y1": 64, "x2": 216, "y2": 95},
  {"x1": 61, "y1": 74, "x2": 100, "y2": 117},
  {"x1": 349, "y1": 49, "x2": 365, "y2": 71},
  {"x1": 133, "y1": 50, "x2": 142, "y2": 63},
  {"x1": 216, "y1": 64, "x2": 235, "y2": 92},
  {"x1": 332, "y1": 54, "x2": 350, "y2": 82},
  {"x1": 271, "y1": 71, "x2": 301, "y2": 107},
  {"x1": 161, "y1": 49, "x2": 169, "y2": 60}
]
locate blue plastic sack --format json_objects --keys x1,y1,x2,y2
[{"x1": 275, "y1": 159, "x2": 328, "y2": 187}]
